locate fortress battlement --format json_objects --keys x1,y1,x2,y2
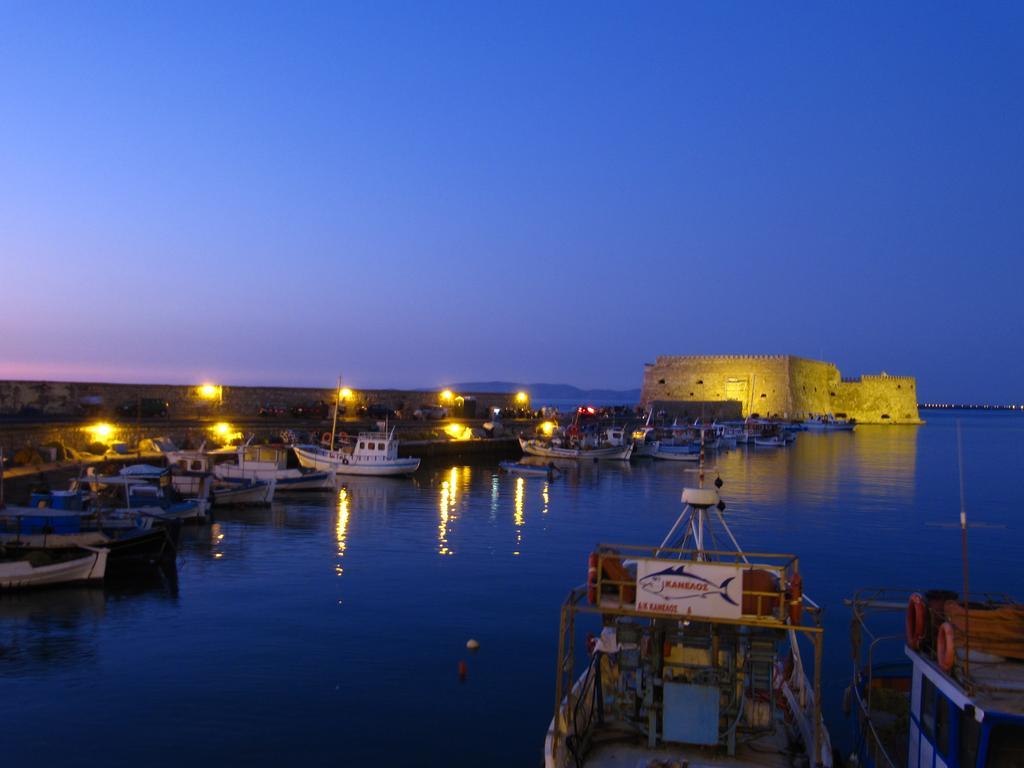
[{"x1": 642, "y1": 355, "x2": 921, "y2": 424}]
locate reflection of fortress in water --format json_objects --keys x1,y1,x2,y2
[{"x1": 716, "y1": 426, "x2": 919, "y2": 508}]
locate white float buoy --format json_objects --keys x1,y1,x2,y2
[{"x1": 466, "y1": 638, "x2": 480, "y2": 651}]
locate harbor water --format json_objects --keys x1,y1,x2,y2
[{"x1": 1, "y1": 411, "x2": 1020, "y2": 766}]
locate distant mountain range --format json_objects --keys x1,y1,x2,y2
[{"x1": 451, "y1": 381, "x2": 641, "y2": 405}]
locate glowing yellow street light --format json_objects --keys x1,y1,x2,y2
[
  {"x1": 85, "y1": 422, "x2": 115, "y2": 442},
  {"x1": 445, "y1": 423, "x2": 472, "y2": 440},
  {"x1": 440, "y1": 389, "x2": 454, "y2": 403},
  {"x1": 197, "y1": 384, "x2": 222, "y2": 400},
  {"x1": 210, "y1": 422, "x2": 241, "y2": 442},
  {"x1": 539, "y1": 421, "x2": 556, "y2": 436},
  {"x1": 515, "y1": 391, "x2": 529, "y2": 405},
  {"x1": 339, "y1": 387, "x2": 353, "y2": 400}
]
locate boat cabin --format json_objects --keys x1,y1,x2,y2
[{"x1": 351, "y1": 432, "x2": 401, "y2": 463}]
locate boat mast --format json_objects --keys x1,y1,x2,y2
[
  {"x1": 330, "y1": 376, "x2": 341, "y2": 451},
  {"x1": 957, "y1": 421, "x2": 971, "y2": 681}
]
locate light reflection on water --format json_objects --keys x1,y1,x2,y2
[
  {"x1": 335, "y1": 488, "x2": 348, "y2": 576},
  {"x1": 0, "y1": 413, "x2": 1020, "y2": 767}
]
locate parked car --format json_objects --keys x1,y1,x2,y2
[
  {"x1": 291, "y1": 401, "x2": 331, "y2": 419},
  {"x1": 413, "y1": 405, "x2": 447, "y2": 420},
  {"x1": 117, "y1": 398, "x2": 169, "y2": 418},
  {"x1": 258, "y1": 403, "x2": 287, "y2": 417},
  {"x1": 362, "y1": 404, "x2": 397, "y2": 420}
]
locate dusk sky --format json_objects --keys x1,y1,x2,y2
[{"x1": 1, "y1": 2, "x2": 1021, "y2": 402}]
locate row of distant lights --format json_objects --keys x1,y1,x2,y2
[
  {"x1": 440, "y1": 389, "x2": 529, "y2": 404},
  {"x1": 84, "y1": 385, "x2": 532, "y2": 444},
  {"x1": 920, "y1": 403, "x2": 1024, "y2": 410}
]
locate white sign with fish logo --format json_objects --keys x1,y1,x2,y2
[{"x1": 634, "y1": 561, "x2": 743, "y2": 619}]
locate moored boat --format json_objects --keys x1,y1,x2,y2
[
  {"x1": 846, "y1": 587, "x2": 1024, "y2": 767},
  {"x1": 207, "y1": 443, "x2": 337, "y2": 490},
  {"x1": 0, "y1": 546, "x2": 108, "y2": 589},
  {"x1": 293, "y1": 430, "x2": 421, "y2": 477},
  {"x1": 519, "y1": 436, "x2": 633, "y2": 461},
  {"x1": 544, "y1": 482, "x2": 832, "y2": 767},
  {"x1": 211, "y1": 477, "x2": 276, "y2": 506},
  {"x1": 498, "y1": 461, "x2": 561, "y2": 478},
  {"x1": 803, "y1": 413, "x2": 856, "y2": 431}
]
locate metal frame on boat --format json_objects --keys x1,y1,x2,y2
[{"x1": 545, "y1": 485, "x2": 831, "y2": 767}]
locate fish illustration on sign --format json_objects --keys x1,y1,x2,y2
[{"x1": 638, "y1": 565, "x2": 739, "y2": 605}]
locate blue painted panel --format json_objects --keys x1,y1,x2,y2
[{"x1": 662, "y1": 682, "x2": 720, "y2": 745}]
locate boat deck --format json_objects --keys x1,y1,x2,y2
[
  {"x1": 576, "y1": 727, "x2": 794, "y2": 767},
  {"x1": 955, "y1": 656, "x2": 1024, "y2": 716}
]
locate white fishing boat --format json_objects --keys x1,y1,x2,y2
[
  {"x1": 294, "y1": 430, "x2": 420, "y2": 477},
  {"x1": 0, "y1": 546, "x2": 108, "y2": 589},
  {"x1": 649, "y1": 444, "x2": 701, "y2": 461},
  {"x1": 211, "y1": 478, "x2": 276, "y2": 506},
  {"x1": 519, "y1": 436, "x2": 633, "y2": 461},
  {"x1": 543, "y1": 479, "x2": 832, "y2": 768},
  {"x1": 803, "y1": 413, "x2": 856, "y2": 431},
  {"x1": 754, "y1": 434, "x2": 787, "y2": 447},
  {"x1": 202, "y1": 442, "x2": 336, "y2": 490}
]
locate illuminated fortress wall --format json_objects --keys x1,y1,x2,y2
[{"x1": 641, "y1": 355, "x2": 921, "y2": 424}]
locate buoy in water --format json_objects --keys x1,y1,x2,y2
[
  {"x1": 466, "y1": 638, "x2": 480, "y2": 651},
  {"x1": 458, "y1": 660, "x2": 467, "y2": 680}
]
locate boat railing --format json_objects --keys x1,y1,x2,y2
[{"x1": 848, "y1": 586, "x2": 1024, "y2": 703}]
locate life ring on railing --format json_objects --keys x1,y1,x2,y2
[
  {"x1": 338, "y1": 431, "x2": 349, "y2": 442},
  {"x1": 321, "y1": 433, "x2": 332, "y2": 447},
  {"x1": 342, "y1": 457, "x2": 349, "y2": 465},
  {"x1": 587, "y1": 552, "x2": 598, "y2": 604},
  {"x1": 906, "y1": 592, "x2": 927, "y2": 650},
  {"x1": 788, "y1": 572, "x2": 803, "y2": 625},
  {"x1": 937, "y1": 622, "x2": 956, "y2": 672}
]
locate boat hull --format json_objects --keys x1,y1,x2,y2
[
  {"x1": 212, "y1": 480, "x2": 276, "y2": 506},
  {"x1": 274, "y1": 471, "x2": 337, "y2": 491},
  {"x1": 0, "y1": 547, "x2": 108, "y2": 589},
  {"x1": 499, "y1": 461, "x2": 559, "y2": 477},
  {"x1": 519, "y1": 438, "x2": 633, "y2": 461},
  {"x1": 650, "y1": 449, "x2": 700, "y2": 462},
  {"x1": 293, "y1": 445, "x2": 421, "y2": 476}
]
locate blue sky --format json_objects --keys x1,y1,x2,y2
[{"x1": 1, "y1": 2, "x2": 1021, "y2": 402}]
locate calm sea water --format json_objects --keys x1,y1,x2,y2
[{"x1": 2, "y1": 412, "x2": 1021, "y2": 766}]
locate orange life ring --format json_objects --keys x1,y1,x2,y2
[
  {"x1": 788, "y1": 572, "x2": 803, "y2": 625},
  {"x1": 906, "y1": 593, "x2": 927, "y2": 650},
  {"x1": 937, "y1": 622, "x2": 955, "y2": 672},
  {"x1": 587, "y1": 552, "x2": 598, "y2": 604}
]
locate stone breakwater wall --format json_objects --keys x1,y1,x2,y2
[
  {"x1": 641, "y1": 355, "x2": 921, "y2": 424},
  {"x1": 0, "y1": 380, "x2": 518, "y2": 420}
]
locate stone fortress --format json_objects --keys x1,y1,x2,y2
[{"x1": 641, "y1": 355, "x2": 921, "y2": 424}]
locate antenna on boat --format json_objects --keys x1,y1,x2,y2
[
  {"x1": 957, "y1": 420, "x2": 971, "y2": 679},
  {"x1": 0, "y1": 447, "x2": 5, "y2": 509}
]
